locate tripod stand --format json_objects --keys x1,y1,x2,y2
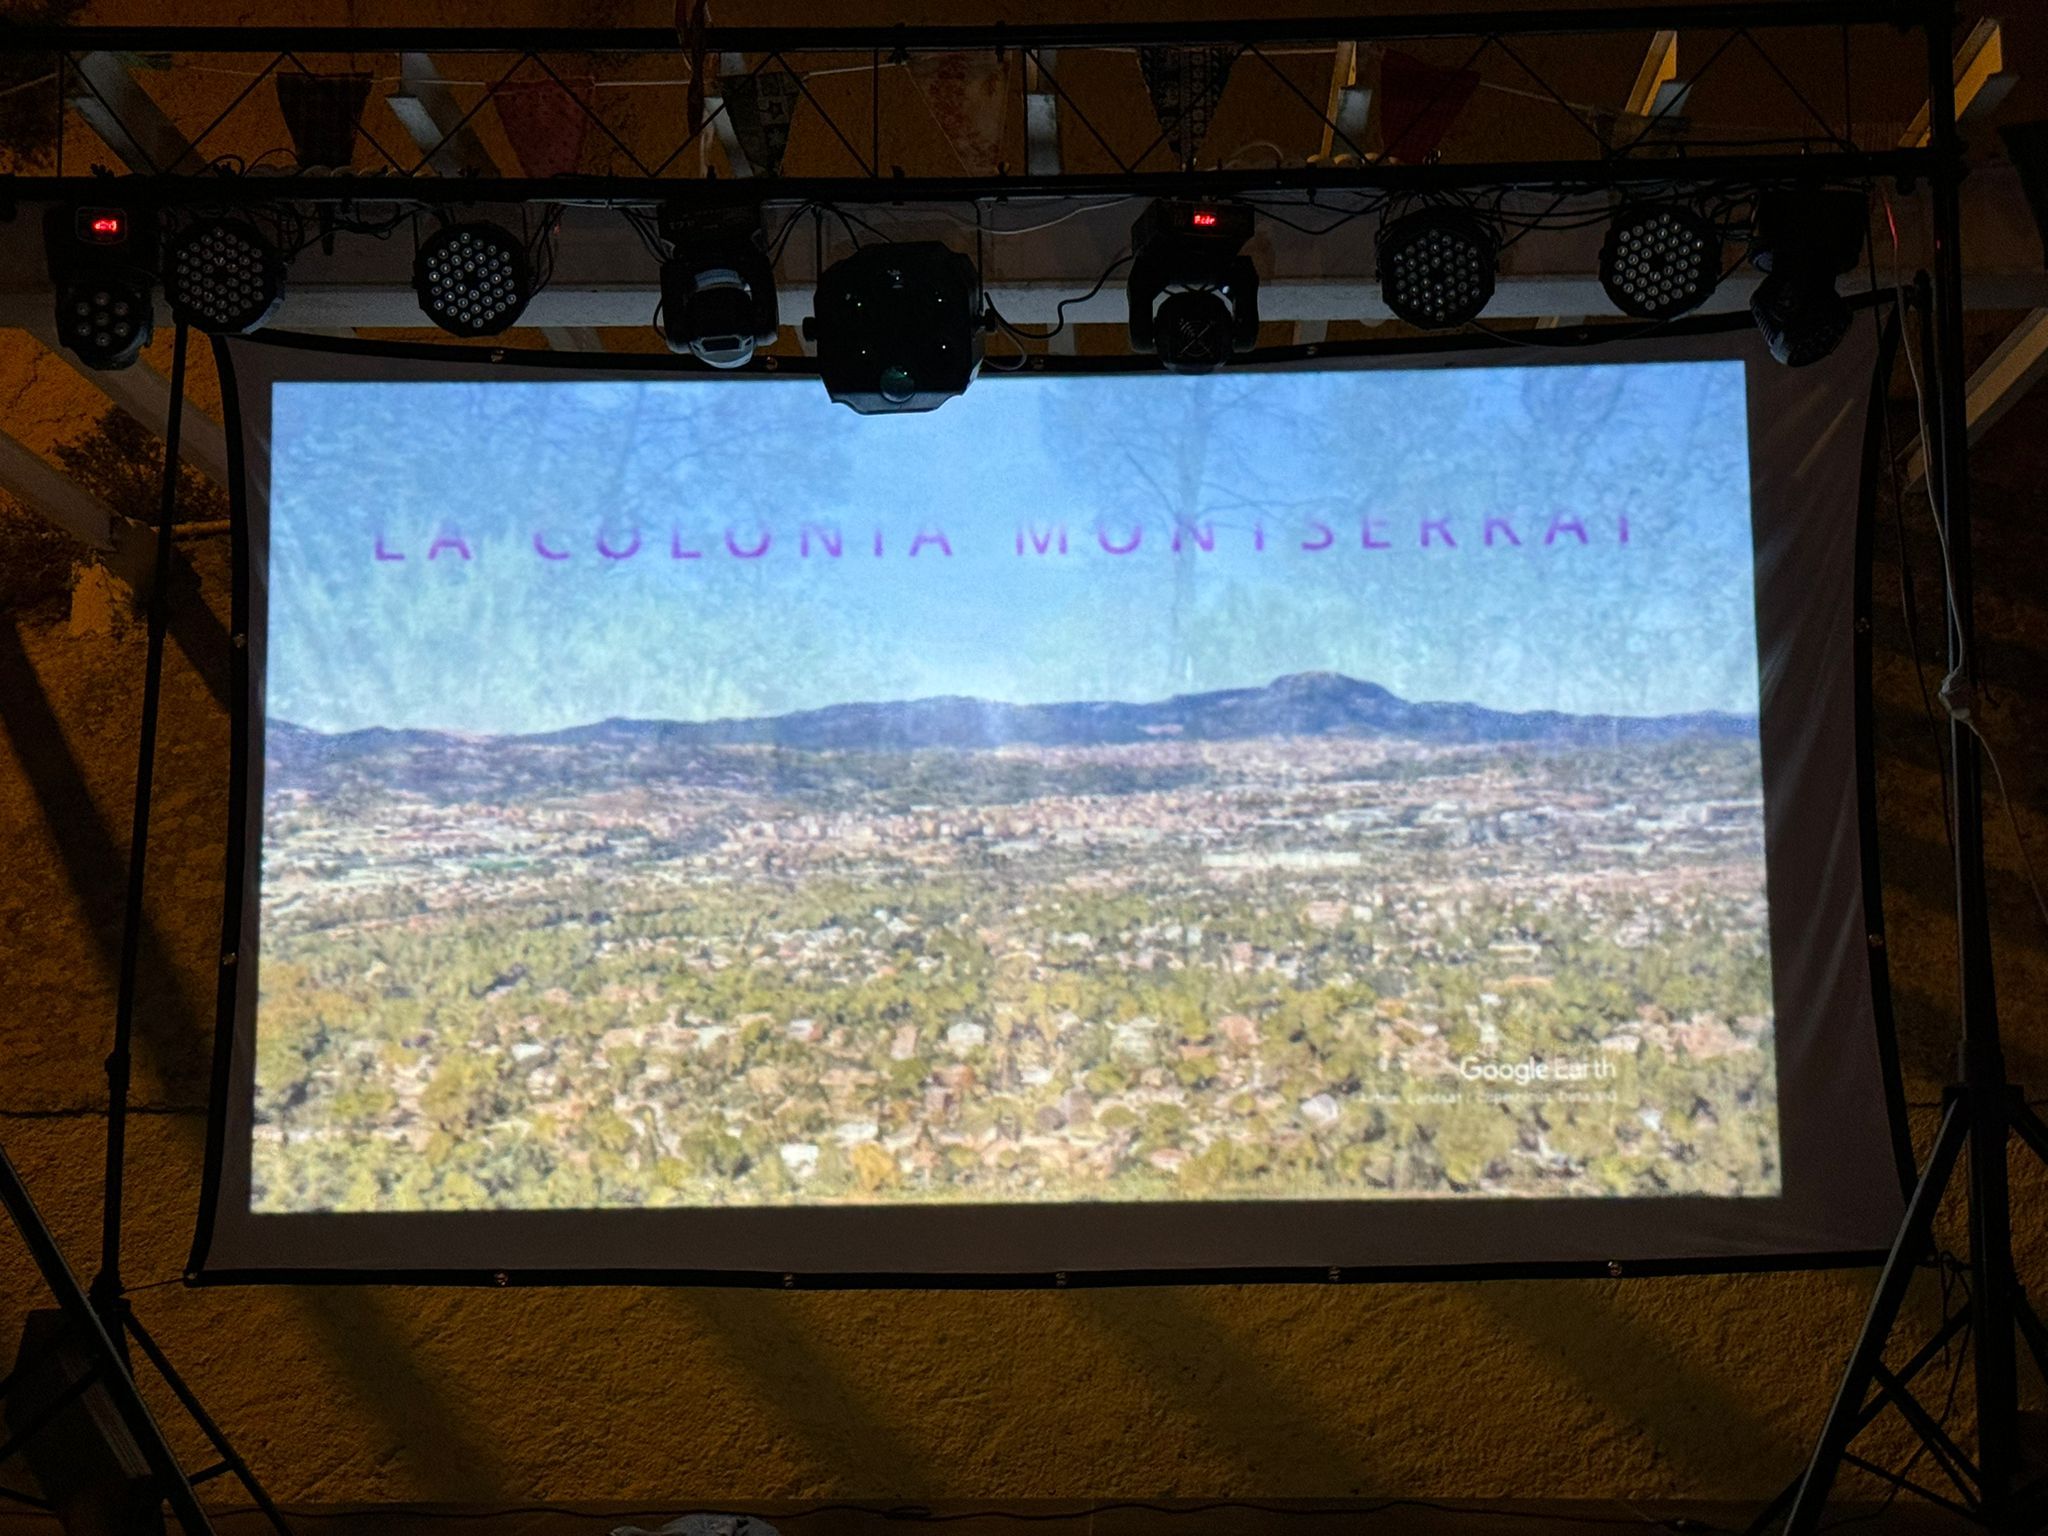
[
  {"x1": 1769, "y1": 7, "x2": 2048, "y2": 1531},
  {"x1": 0, "y1": 322, "x2": 292, "y2": 1536}
]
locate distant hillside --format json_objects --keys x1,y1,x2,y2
[{"x1": 269, "y1": 673, "x2": 1752, "y2": 767}]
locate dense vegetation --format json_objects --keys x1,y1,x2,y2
[{"x1": 252, "y1": 733, "x2": 1779, "y2": 1211}]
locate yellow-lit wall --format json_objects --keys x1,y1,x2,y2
[{"x1": 1, "y1": 0, "x2": 2044, "y2": 1505}]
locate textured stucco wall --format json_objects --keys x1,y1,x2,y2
[{"x1": 2, "y1": 0, "x2": 2046, "y2": 1506}]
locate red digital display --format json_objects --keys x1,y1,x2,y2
[
  {"x1": 1190, "y1": 209, "x2": 1220, "y2": 228},
  {"x1": 79, "y1": 209, "x2": 128, "y2": 243}
]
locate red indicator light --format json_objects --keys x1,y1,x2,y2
[
  {"x1": 78, "y1": 209, "x2": 128, "y2": 243},
  {"x1": 1191, "y1": 210, "x2": 1219, "y2": 227}
]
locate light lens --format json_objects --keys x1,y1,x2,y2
[
  {"x1": 166, "y1": 219, "x2": 285, "y2": 334},
  {"x1": 1378, "y1": 210, "x2": 1497, "y2": 330},
  {"x1": 1599, "y1": 205, "x2": 1721, "y2": 321},
  {"x1": 413, "y1": 223, "x2": 533, "y2": 338}
]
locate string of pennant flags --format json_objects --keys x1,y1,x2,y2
[
  {"x1": 52, "y1": 26, "x2": 1878, "y2": 186},
  {"x1": 241, "y1": 45, "x2": 1586, "y2": 180}
]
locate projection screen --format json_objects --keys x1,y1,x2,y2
[{"x1": 191, "y1": 325, "x2": 1907, "y2": 1281}]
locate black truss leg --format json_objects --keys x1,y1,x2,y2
[
  {"x1": 1782, "y1": 1097, "x2": 1970, "y2": 1536},
  {"x1": 124, "y1": 1310, "x2": 294, "y2": 1536}
]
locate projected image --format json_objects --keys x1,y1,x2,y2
[{"x1": 254, "y1": 363, "x2": 1778, "y2": 1214}]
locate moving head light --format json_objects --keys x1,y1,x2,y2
[
  {"x1": 1749, "y1": 189, "x2": 1867, "y2": 368},
  {"x1": 1127, "y1": 199, "x2": 1260, "y2": 374},
  {"x1": 659, "y1": 206, "x2": 781, "y2": 369}
]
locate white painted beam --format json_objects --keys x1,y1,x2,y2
[
  {"x1": 705, "y1": 53, "x2": 755, "y2": 179},
  {"x1": 24, "y1": 320, "x2": 230, "y2": 487},
  {"x1": 8, "y1": 264, "x2": 2047, "y2": 331},
  {"x1": 1908, "y1": 308, "x2": 2048, "y2": 483},
  {"x1": 68, "y1": 52, "x2": 193, "y2": 174},
  {"x1": 1024, "y1": 51, "x2": 1062, "y2": 177},
  {"x1": 0, "y1": 427, "x2": 154, "y2": 588},
  {"x1": 1316, "y1": 43, "x2": 1370, "y2": 162},
  {"x1": 1625, "y1": 32, "x2": 1678, "y2": 121},
  {"x1": 9, "y1": 270, "x2": 1769, "y2": 328},
  {"x1": 1901, "y1": 20, "x2": 2015, "y2": 149},
  {"x1": 386, "y1": 53, "x2": 501, "y2": 176}
]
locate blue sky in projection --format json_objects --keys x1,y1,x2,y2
[{"x1": 266, "y1": 361, "x2": 1755, "y2": 735}]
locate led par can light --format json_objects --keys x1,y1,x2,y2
[
  {"x1": 1748, "y1": 189, "x2": 1868, "y2": 368},
  {"x1": 45, "y1": 206, "x2": 155, "y2": 371},
  {"x1": 807, "y1": 242, "x2": 984, "y2": 414},
  {"x1": 1377, "y1": 208, "x2": 1497, "y2": 331},
  {"x1": 165, "y1": 217, "x2": 287, "y2": 335},
  {"x1": 413, "y1": 221, "x2": 534, "y2": 338},
  {"x1": 1599, "y1": 203, "x2": 1722, "y2": 321}
]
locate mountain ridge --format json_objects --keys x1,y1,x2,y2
[{"x1": 269, "y1": 672, "x2": 1753, "y2": 760}]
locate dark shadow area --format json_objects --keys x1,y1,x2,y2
[
  {"x1": 666, "y1": 1291, "x2": 933, "y2": 1491},
  {"x1": 0, "y1": 613, "x2": 210, "y2": 1100},
  {"x1": 1467, "y1": 1279, "x2": 1795, "y2": 1487},
  {"x1": 297, "y1": 1290, "x2": 512, "y2": 1500},
  {"x1": 1878, "y1": 826, "x2": 2048, "y2": 969},
  {"x1": 1079, "y1": 1288, "x2": 1377, "y2": 1490},
  {"x1": 1867, "y1": 613, "x2": 2048, "y2": 704},
  {"x1": 163, "y1": 543, "x2": 234, "y2": 716}
]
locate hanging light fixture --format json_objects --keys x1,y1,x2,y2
[
  {"x1": 413, "y1": 221, "x2": 534, "y2": 338},
  {"x1": 163, "y1": 217, "x2": 288, "y2": 335},
  {"x1": 1748, "y1": 189, "x2": 1867, "y2": 368},
  {"x1": 1125, "y1": 199, "x2": 1261, "y2": 375},
  {"x1": 1377, "y1": 208, "x2": 1497, "y2": 331},
  {"x1": 44, "y1": 206, "x2": 154, "y2": 371},
  {"x1": 805, "y1": 242, "x2": 984, "y2": 414},
  {"x1": 658, "y1": 205, "x2": 780, "y2": 369},
  {"x1": 1599, "y1": 202, "x2": 1722, "y2": 321}
]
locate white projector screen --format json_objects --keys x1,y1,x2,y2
[{"x1": 193, "y1": 327, "x2": 1906, "y2": 1281}]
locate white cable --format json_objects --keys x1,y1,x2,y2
[
  {"x1": 1883, "y1": 186, "x2": 2048, "y2": 939},
  {"x1": 1883, "y1": 186, "x2": 1967, "y2": 677},
  {"x1": 1974, "y1": 726, "x2": 2048, "y2": 935}
]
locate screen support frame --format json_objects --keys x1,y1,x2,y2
[{"x1": 186, "y1": 307, "x2": 1909, "y2": 1287}]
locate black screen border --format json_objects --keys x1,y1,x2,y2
[{"x1": 187, "y1": 310, "x2": 1911, "y2": 1287}]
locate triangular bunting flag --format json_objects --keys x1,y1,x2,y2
[
  {"x1": 495, "y1": 76, "x2": 595, "y2": 178},
  {"x1": 679, "y1": 0, "x2": 710, "y2": 140},
  {"x1": 1137, "y1": 45, "x2": 1235, "y2": 168},
  {"x1": 723, "y1": 68, "x2": 802, "y2": 178},
  {"x1": 1377, "y1": 49, "x2": 1481, "y2": 163},
  {"x1": 276, "y1": 71, "x2": 371, "y2": 170},
  {"x1": 907, "y1": 51, "x2": 1007, "y2": 176}
]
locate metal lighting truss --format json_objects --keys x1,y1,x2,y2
[
  {"x1": 0, "y1": 6, "x2": 2043, "y2": 1533},
  {"x1": 0, "y1": 2, "x2": 2032, "y2": 338}
]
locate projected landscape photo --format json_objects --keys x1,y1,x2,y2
[{"x1": 251, "y1": 363, "x2": 1780, "y2": 1213}]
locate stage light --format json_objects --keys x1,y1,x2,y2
[
  {"x1": 413, "y1": 221, "x2": 533, "y2": 338},
  {"x1": 44, "y1": 206, "x2": 154, "y2": 371},
  {"x1": 1377, "y1": 208, "x2": 1496, "y2": 330},
  {"x1": 7, "y1": 1312, "x2": 161, "y2": 1536},
  {"x1": 1599, "y1": 203, "x2": 1722, "y2": 320},
  {"x1": 806, "y1": 242, "x2": 983, "y2": 414},
  {"x1": 658, "y1": 207, "x2": 780, "y2": 369},
  {"x1": 1748, "y1": 189, "x2": 1867, "y2": 368},
  {"x1": 1126, "y1": 198, "x2": 1260, "y2": 374},
  {"x1": 163, "y1": 218, "x2": 287, "y2": 335}
]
